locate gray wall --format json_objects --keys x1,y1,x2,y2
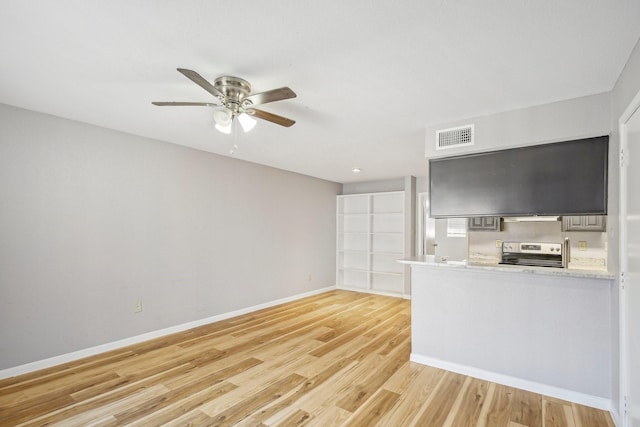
[
  {"x1": 424, "y1": 91, "x2": 612, "y2": 159},
  {"x1": 0, "y1": 104, "x2": 341, "y2": 370},
  {"x1": 342, "y1": 177, "x2": 405, "y2": 194},
  {"x1": 610, "y1": 37, "x2": 640, "y2": 421}
]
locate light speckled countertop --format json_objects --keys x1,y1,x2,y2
[{"x1": 398, "y1": 255, "x2": 615, "y2": 280}]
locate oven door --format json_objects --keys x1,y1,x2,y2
[{"x1": 500, "y1": 252, "x2": 563, "y2": 268}]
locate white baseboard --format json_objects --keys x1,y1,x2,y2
[
  {"x1": 336, "y1": 285, "x2": 407, "y2": 299},
  {"x1": 410, "y1": 353, "x2": 612, "y2": 412},
  {"x1": 0, "y1": 286, "x2": 335, "y2": 380},
  {"x1": 610, "y1": 406, "x2": 621, "y2": 427}
]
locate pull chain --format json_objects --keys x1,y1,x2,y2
[{"x1": 229, "y1": 117, "x2": 239, "y2": 155}]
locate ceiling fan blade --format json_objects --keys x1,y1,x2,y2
[
  {"x1": 246, "y1": 108, "x2": 296, "y2": 127},
  {"x1": 152, "y1": 102, "x2": 217, "y2": 106},
  {"x1": 177, "y1": 68, "x2": 224, "y2": 99},
  {"x1": 244, "y1": 87, "x2": 296, "y2": 106}
]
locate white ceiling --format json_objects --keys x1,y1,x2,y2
[{"x1": 1, "y1": 1, "x2": 639, "y2": 184}]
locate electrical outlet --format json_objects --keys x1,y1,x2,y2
[
  {"x1": 308, "y1": 274, "x2": 313, "y2": 282},
  {"x1": 134, "y1": 301, "x2": 143, "y2": 313},
  {"x1": 578, "y1": 241, "x2": 587, "y2": 251},
  {"x1": 495, "y1": 240, "x2": 502, "y2": 248}
]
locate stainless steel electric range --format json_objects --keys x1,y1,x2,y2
[{"x1": 500, "y1": 241, "x2": 565, "y2": 268}]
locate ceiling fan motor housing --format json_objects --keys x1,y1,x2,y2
[{"x1": 214, "y1": 76, "x2": 252, "y2": 114}]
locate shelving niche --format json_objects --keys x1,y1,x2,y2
[{"x1": 337, "y1": 191, "x2": 405, "y2": 296}]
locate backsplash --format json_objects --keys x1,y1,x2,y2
[{"x1": 468, "y1": 220, "x2": 607, "y2": 271}]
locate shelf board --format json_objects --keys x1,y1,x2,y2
[
  {"x1": 339, "y1": 251, "x2": 404, "y2": 256},
  {"x1": 337, "y1": 284, "x2": 370, "y2": 291},
  {"x1": 338, "y1": 267, "x2": 369, "y2": 273},
  {"x1": 371, "y1": 270, "x2": 403, "y2": 276}
]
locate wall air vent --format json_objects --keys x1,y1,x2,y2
[{"x1": 436, "y1": 124, "x2": 474, "y2": 150}]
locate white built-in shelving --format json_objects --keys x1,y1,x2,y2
[{"x1": 337, "y1": 191, "x2": 405, "y2": 296}]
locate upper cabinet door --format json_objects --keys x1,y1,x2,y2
[
  {"x1": 468, "y1": 217, "x2": 501, "y2": 231},
  {"x1": 561, "y1": 215, "x2": 606, "y2": 232}
]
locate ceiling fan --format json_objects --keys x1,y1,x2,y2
[{"x1": 153, "y1": 68, "x2": 296, "y2": 133}]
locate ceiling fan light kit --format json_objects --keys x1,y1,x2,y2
[
  {"x1": 215, "y1": 123, "x2": 232, "y2": 134},
  {"x1": 213, "y1": 107, "x2": 232, "y2": 126},
  {"x1": 152, "y1": 68, "x2": 296, "y2": 134},
  {"x1": 237, "y1": 113, "x2": 257, "y2": 132}
]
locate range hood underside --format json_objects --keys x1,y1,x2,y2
[{"x1": 501, "y1": 216, "x2": 560, "y2": 223}]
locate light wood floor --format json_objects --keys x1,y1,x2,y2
[{"x1": 0, "y1": 290, "x2": 613, "y2": 426}]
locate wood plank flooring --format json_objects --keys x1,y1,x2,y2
[{"x1": 0, "y1": 290, "x2": 614, "y2": 426}]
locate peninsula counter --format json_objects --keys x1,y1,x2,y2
[{"x1": 399, "y1": 256, "x2": 616, "y2": 409}]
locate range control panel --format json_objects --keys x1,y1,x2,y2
[{"x1": 502, "y1": 242, "x2": 563, "y2": 255}]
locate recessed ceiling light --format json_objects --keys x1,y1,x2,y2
[{"x1": 352, "y1": 168, "x2": 362, "y2": 173}]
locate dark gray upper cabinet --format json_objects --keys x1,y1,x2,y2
[
  {"x1": 468, "y1": 217, "x2": 501, "y2": 231},
  {"x1": 429, "y1": 136, "x2": 608, "y2": 218},
  {"x1": 562, "y1": 215, "x2": 606, "y2": 232}
]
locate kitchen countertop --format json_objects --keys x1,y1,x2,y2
[{"x1": 398, "y1": 255, "x2": 615, "y2": 280}]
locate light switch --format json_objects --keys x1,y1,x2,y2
[{"x1": 578, "y1": 241, "x2": 587, "y2": 251}]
